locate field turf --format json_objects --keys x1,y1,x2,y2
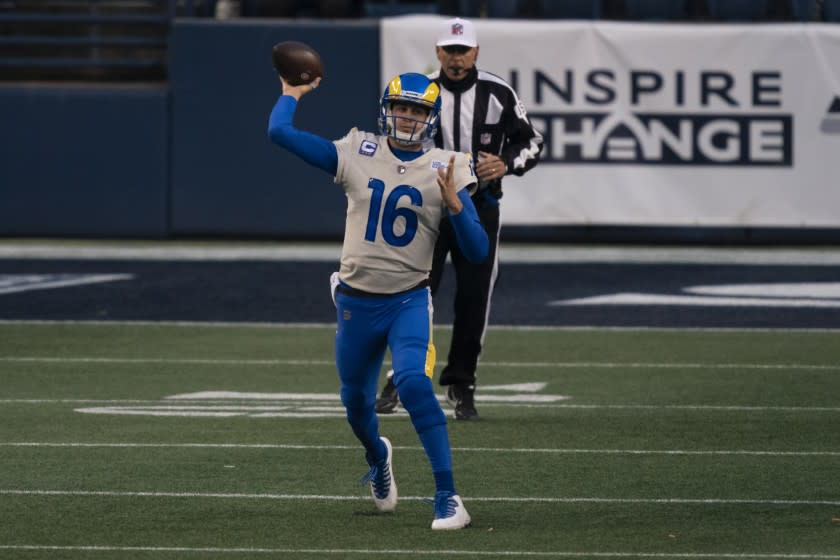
[{"x1": 2, "y1": 322, "x2": 839, "y2": 559}]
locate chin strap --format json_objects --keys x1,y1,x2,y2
[{"x1": 387, "y1": 115, "x2": 428, "y2": 144}]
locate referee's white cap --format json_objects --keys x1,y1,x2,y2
[{"x1": 436, "y1": 17, "x2": 478, "y2": 48}]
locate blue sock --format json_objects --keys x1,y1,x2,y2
[
  {"x1": 433, "y1": 469, "x2": 455, "y2": 494},
  {"x1": 417, "y1": 423, "x2": 452, "y2": 473},
  {"x1": 346, "y1": 406, "x2": 385, "y2": 464},
  {"x1": 397, "y1": 375, "x2": 454, "y2": 491}
]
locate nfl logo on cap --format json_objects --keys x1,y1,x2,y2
[{"x1": 436, "y1": 17, "x2": 478, "y2": 48}]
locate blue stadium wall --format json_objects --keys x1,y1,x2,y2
[
  {"x1": 0, "y1": 84, "x2": 170, "y2": 237},
  {"x1": 0, "y1": 19, "x2": 379, "y2": 239}
]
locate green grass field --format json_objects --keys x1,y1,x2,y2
[{"x1": 1, "y1": 322, "x2": 839, "y2": 559}]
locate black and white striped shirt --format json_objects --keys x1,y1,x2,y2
[{"x1": 429, "y1": 66, "x2": 544, "y2": 199}]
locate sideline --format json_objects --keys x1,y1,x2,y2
[{"x1": 3, "y1": 240, "x2": 840, "y2": 264}]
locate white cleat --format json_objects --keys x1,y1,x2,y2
[
  {"x1": 363, "y1": 437, "x2": 397, "y2": 512},
  {"x1": 430, "y1": 492, "x2": 471, "y2": 530}
]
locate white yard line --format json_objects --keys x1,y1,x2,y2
[
  {"x1": 1, "y1": 319, "x2": 840, "y2": 333},
  {"x1": 2, "y1": 356, "x2": 839, "y2": 371},
  {"x1": 2, "y1": 442, "x2": 840, "y2": 457},
  {"x1": 3, "y1": 241, "x2": 840, "y2": 265},
  {"x1": 0, "y1": 356, "x2": 337, "y2": 366},
  {"x1": 2, "y1": 318, "x2": 840, "y2": 333},
  {"x1": 2, "y1": 399, "x2": 840, "y2": 412},
  {"x1": 2, "y1": 489, "x2": 839, "y2": 506},
  {"x1": 0, "y1": 545, "x2": 838, "y2": 558},
  {"x1": 0, "y1": 319, "x2": 339, "y2": 329}
]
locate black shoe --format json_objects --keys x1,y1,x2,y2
[
  {"x1": 375, "y1": 375, "x2": 399, "y2": 414},
  {"x1": 446, "y1": 384, "x2": 478, "y2": 421}
]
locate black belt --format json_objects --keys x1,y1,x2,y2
[{"x1": 336, "y1": 278, "x2": 430, "y2": 298}]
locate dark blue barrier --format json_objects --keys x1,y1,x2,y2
[
  {"x1": 0, "y1": 84, "x2": 169, "y2": 237},
  {"x1": 0, "y1": 19, "x2": 380, "y2": 239},
  {"x1": 169, "y1": 20, "x2": 380, "y2": 238}
]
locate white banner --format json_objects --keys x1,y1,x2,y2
[{"x1": 382, "y1": 16, "x2": 840, "y2": 227}]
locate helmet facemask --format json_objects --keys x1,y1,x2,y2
[{"x1": 382, "y1": 101, "x2": 436, "y2": 146}]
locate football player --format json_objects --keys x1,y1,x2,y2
[
  {"x1": 268, "y1": 71, "x2": 487, "y2": 530},
  {"x1": 376, "y1": 18, "x2": 544, "y2": 421}
]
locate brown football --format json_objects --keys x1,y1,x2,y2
[{"x1": 272, "y1": 41, "x2": 324, "y2": 86}]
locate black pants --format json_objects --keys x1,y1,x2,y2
[{"x1": 430, "y1": 194, "x2": 500, "y2": 387}]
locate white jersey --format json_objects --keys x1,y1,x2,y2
[{"x1": 333, "y1": 128, "x2": 476, "y2": 294}]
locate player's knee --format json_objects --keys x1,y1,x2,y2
[
  {"x1": 340, "y1": 386, "x2": 368, "y2": 409},
  {"x1": 345, "y1": 405, "x2": 373, "y2": 428},
  {"x1": 395, "y1": 374, "x2": 446, "y2": 432}
]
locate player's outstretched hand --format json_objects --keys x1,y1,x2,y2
[
  {"x1": 437, "y1": 154, "x2": 463, "y2": 215},
  {"x1": 280, "y1": 76, "x2": 322, "y2": 101}
]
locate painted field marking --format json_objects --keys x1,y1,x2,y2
[
  {"x1": 552, "y1": 282, "x2": 840, "y2": 308},
  {"x1": 2, "y1": 489, "x2": 840, "y2": 506},
  {"x1": 0, "y1": 356, "x2": 336, "y2": 365},
  {"x1": 553, "y1": 293, "x2": 840, "y2": 308},
  {"x1": 2, "y1": 399, "x2": 840, "y2": 413},
  {"x1": 0, "y1": 274, "x2": 133, "y2": 296},
  {"x1": 1, "y1": 319, "x2": 839, "y2": 333},
  {"x1": 2, "y1": 356, "x2": 840, "y2": 371},
  {"x1": 67, "y1": 388, "x2": 570, "y2": 417},
  {"x1": 167, "y1": 390, "x2": 566, "y2": 401},
  {"x1": 3, "y1": 442, "x2": 840, "y2": 457},
  {"x1": 0, "y1": 545, "x2": 839, "y2": 558},
  {"x1": 4, "y1": 241, "x2": 840, "y2": 265}
]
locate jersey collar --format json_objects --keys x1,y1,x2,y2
[{"x1": 438, "y1": 66, "x2": 478, "y2": 93}]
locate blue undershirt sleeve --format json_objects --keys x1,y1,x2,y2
[
  {"x1": 449, "y1": 188, "x2": 489, "y2": 264},
  {"x1": 267, "y1": 95, "x2": 338, "y2": 175}
]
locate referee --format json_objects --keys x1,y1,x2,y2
[{"x1": 376, "y1": 17, "x2": 544, "y2": 420}]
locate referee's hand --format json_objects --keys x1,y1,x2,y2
[{"x1": 476, "y1": 151, "x2": 507, "y2": 181}]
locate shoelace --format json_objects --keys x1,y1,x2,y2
[
  {"x1": 360, "y1": 461, "x2": 391, "y2": 499},
  {"x1": 424, "y1": 491, "x2": 457, "y2": 519}
]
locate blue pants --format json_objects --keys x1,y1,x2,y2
[{"x1": 333, "y1": 281, "x2": 452, "y2": 477}]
